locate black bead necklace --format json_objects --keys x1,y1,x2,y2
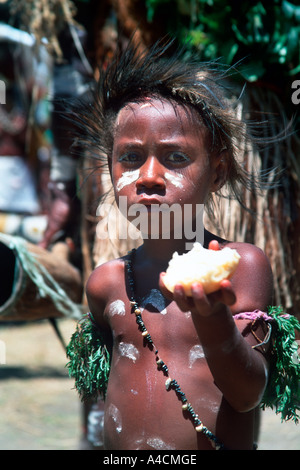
[{"x1": 125, "y1": 248, "x2": 225, "y2": 450}]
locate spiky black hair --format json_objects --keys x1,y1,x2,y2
[{"x1": 69, "y1": 38, "x2": 276, "y2": 214}]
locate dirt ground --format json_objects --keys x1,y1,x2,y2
[{"x1": 0, "y1": 318, "x2": 299, "y2": 451}]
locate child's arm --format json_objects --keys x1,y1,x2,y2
[
  {"x1": 160, "y1": 243, "x2": 273, "y2": 413},
  {"x1": 85, "y1": 261, "x2": 116, "y2": 344}
]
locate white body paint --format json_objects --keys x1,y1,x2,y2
[
  {"x1": 195, "y1": 396, "x2": 220, "y2": 415},
  {"x1": 118, "y1": 342, "x2": 139, "y2": 363},
  {"x1": 189, "y1": 344, "x2": 204, "y2": 368},
  {"x1": 107, "y1": 404, "x2": 122, "y2": 433},
  {"x1": 116, "y1": 170, "x2": 140, "y2": 191},
  {"x1": 165, "y1": 172, "x2": 184, "y2": 188},
  {"x1": 109, "y1": 299, "x2": 126, "y2": 317},
  {"x1": 116, "y1": 169, "x2": 184, "y2": 193},
  {"x1": 147, "y1": 437, "x2": 176, "y2": 450}
]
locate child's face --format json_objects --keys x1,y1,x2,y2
[{"x1": 111, "y1": 97, "x2": 222, "y2": 235}]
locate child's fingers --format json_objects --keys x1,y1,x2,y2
[
  {"x1": 207, "y1": 280, "x2": 236, "y2": 307},
  {"x1": 159, "y1": 272, "x2": 174, "y2": 300},
  {"x1": 160, "y1": 273, "x2": 236, "y2": 315},
  {"x1": 173, "y1": 284, "x2": 194, "y2": 312},
  {"x1": 208, "y1": 240, "x2": 220, "y2": 251},
  {"x1": 190, "y1": 282, "x2": 212, "y2": 316},
  {"x1": 190, "y1": 280, "x2": 236, "y2": 316},
  {"x1": 219, "y1": 279, "x2": 236, "y2": 306}
]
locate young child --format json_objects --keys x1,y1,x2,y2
[{"x1": 67, "y1": 41, "x2": 298, "y2": 450}]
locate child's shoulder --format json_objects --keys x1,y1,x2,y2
[
  {"x1": 209, "y1": 231, "x2": 272, "y2": 274},
  {"x1": 207, "y1": 232, "x2": 269, "y2": 268},
  {"x1": 86, "y1": 255, "x2": 128, "y2": 304},
  {"x1": 225, "y1": 240, "x2": 271, "y2": 270},
  {"x1": 222, "y1": 240, "x2": 273, "y2": 313}
]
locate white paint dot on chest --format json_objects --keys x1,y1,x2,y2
[
  {"x1": 118, "y1": 342, "x2": 139, "y2": 363},
  {"x1": 107, "y1": 404, "x2": 122, "y2": 433},
  {"x1": 189, "y1": 344, "x2": 204, "y2": 368},
  {"x1": 108, "y1": 299, "x2": 126, "y2": 317},
  {"x1": 147, "y1": 437, "x2": 176, "y2": 450}
]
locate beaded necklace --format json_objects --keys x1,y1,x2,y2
[{"x1": 125, "y1": 248, "x2": 225, "y2": 451}]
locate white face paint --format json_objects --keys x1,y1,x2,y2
[
  {"x1": 164, "y1": 172, "x2": 184, "y2": 189},
  {"x1": 189, "y1": 344, "x2": 204, "y2": 368},
  {"x1": 108, "y1": 299, "x2": 126, "y2": 317},
  {"x1": 116, "y1": 169, "x2": 140, "y2": 192},
  {"x1": 107, "y1": 404, "x2": 122, "y2": 433},
  {"x1": 118, "y1": 342, "x2": 139, "y2": 363}
]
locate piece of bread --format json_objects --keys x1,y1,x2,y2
[{"x1": 162, "y1": 242, "x2": 240, "y2": 295}]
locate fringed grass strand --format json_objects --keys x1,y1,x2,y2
[{"x1": 66, "y1": 314, "x2": 111, "y2": 401}]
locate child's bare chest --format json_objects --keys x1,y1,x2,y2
[
  {"x1": 106, "y1": 287, "x2": 201, "y2": 358},
  {"x1": 103, "y1": 295, "x2": 225, "y2": 450},
  {"x1": 106, "y1": 287, "x2": 215, "y2": 400}
]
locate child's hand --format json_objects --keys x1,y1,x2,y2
[
  {"x1": 160, "y1": 273, "x2": 235, "y2": 316},
  {"x1": 159, "y1": 240, "x2": 236, "y2": 316}
]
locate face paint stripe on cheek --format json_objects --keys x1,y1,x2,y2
[
  {"x1": 164, "y1": 172, "x2": 184, "y2": 189},
  {"x1": 116, "y1": 170, "x2": 140, "y2": 192}
]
